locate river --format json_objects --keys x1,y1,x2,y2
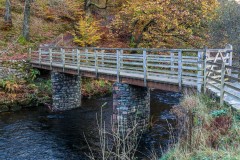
[{"x1": 0, "y1": 90, "x2": 181, "y2": 160}]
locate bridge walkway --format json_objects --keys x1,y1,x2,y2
[{"x1": 30, "y1": 47, "x2": 240, "y2": 110}]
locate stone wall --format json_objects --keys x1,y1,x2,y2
[
  {"x1": 51, "y1": 72, "x2": 81, "y2": 111},
  {"x1": 0, "y1": 65, "x2": 22, "y2": 79},
  {"x1": 0, "y1": 62, "x2": 27, "y2": 113},
  {"x1": 112, "y1": 82, "x2": 150, "y2": 135}
]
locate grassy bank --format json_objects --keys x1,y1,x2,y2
[
  {"x1": 162, "y1": 94, "x2": 240, "y2": 160},
  {"x1": 81, "y1": 78, "x2": 112, "y2": 98},
  {"x1": 0, "y1": 61, "x2": 112, "y2": 112}
]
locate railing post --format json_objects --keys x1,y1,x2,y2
[
  {"x1": 77, "y1": 49, "x2": 80, "y2": 75},
  {"x1": 178, "y1": 51, "x2": 182, "y2": 91},
  {"x1": 170, "y1": 52, "x2": 175, "y2": 73},
  {"x1": 28, "y1": 48, "x2": 32, "y2": 62},
  {"x1": 120, "y1": 49, "x2": 123, "y2": 69},
  {"x1": 85, "y1": 49, "x2": 89, "y2": 63},
  {"x1": 225, "y1": 44, "x2": 233, "y2": 76},
  {"x1": 143, "y1": 50, "x2": 147, "y2": 87},
  {"x1": 101, "y1": 50, "x2": 105, "y2": 66},
  {"x1": 203, "y1": 48, "x2": 208, "y2": 94},
  {"x1": 238, "y1": 54, "x2": 240, "y2": 82},
  {"x1": 197, "y1": 51, "x2": 203, "y2": 93},
  {"x1": 72, "y1": 49, "x2": 75, "y2": 64},
  {"x1": 61, "y1": 48, "x2": 65, "y2": 72},
  {"x1": 116, "y1": 50, "x2": 120, "y2": 83},
  {"x1": 94, "y1": 49, "x2": 98, "y2": 78},
  {"x1": 39, "y1": 48, "x2": 42, "y2": 66},
  {"x1": 49, "y1": 48, "x2": 52, "y2": 70},
  {"x1": 220, "y1": 62, "x2": 226, "y2": 106}
]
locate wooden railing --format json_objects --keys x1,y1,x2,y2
[
  {"x1": 30, "y1": 47, "x2": 206, "y2": 91},
  {"x1": 204, "y1": 61, "x2": 240, "y2": 106},
  {"x1": 29, "y1": 46, "x2": 240, "y2": 108}
]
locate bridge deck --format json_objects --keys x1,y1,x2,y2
[
  {"x1": 30, "y1": 47, "x2": 240, "y2": 109},
  {"x1": 31, "y1": 48, "x2": 206, "y2": 92}
]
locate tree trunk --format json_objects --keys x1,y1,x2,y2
[
  {"x1": 4, "y1": 0, "x2": 12, "y2": 27},
  {"x1": 22, "y1": 0, "x2": 31, "y2": 41},
  {"x1": 84, "y1": 0, "x2": 91, "y2": 16}
]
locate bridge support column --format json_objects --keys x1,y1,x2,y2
[
  {"x1": 112, "y1": 82, "x2": 150, "y2": 135},
  {"x1": 51, "y1": 72, "x2": 81, "y2": 111}
]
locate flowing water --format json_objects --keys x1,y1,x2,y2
[{"x1": 0, "y1": 90, "x2": 181, "y2": 160}]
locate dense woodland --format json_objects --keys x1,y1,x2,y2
[
  {"x1": 0, "y1": 1, "x2": 240, "y2": 159},
  {"x1": 0, "y1": 0, "x2": 239, "y2": 106},
  {"x1": 0, "y1": 0, "x2": 239, "y2": 58}
]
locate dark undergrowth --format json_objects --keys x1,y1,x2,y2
[{"x1": 161, "y1": 94, "x2": 240, "y2": 160}]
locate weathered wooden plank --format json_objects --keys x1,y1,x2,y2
[
  {"x1": 49, "y1": 48, "x2": 53, "y2": 70},
  {"x1": 225, "y1": 83, "x2": 240, "y2": 92},
  {"x1": 206, "y1": 82, "x2": 220, "y2": 90},
  {"x1": 116, "y1": 50, "x2": 120, "y2": 82},
  {"x1": 39, "y1": 48, "x2": 42, "y2": 65},
  {"x1": 224, "y1": 89, "x2": 240, "y2": 99},
  {"x1": 220, "y1": 63, "x2": 226, "y2": 106},
  {"x1": 225, "y1": 75, "x2": 240, "y2": 82},
  {"x1": 120, "y1": 66, "x2": 143, "y2": 71},
  {"x1": 62, "y1": 49, "x2": 66, "y2": 72},
  {"x1": 197, "y1": 51, "x2": 203, "y2": 93},
  {"x1": 143, "y1": 50, "x2": 147, "y2": 87},
  {"x1": 77, "y1": 49, "x2": 80, "y2": 74},
  {"x1": 207, "y1": 76, "x2": 221, "y2": 84},
  {"x1": 178, "y1": 51, "x2": 182, "y2": 90},
  {"x1": 94, "y1": 50, "x2": 98, "y2": 77}
]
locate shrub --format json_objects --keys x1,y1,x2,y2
[
  {"x1": 166, "y1": 94, "x2": 240, "y2": 159},
  {"x1": 73, "y1": 16, "x2": 102, "y2": 47}
]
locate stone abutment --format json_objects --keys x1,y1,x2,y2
[
  {"x1": 112, "y1": 82, "x2": 150, "y2": 135},
  {"x1": 50, "y1": 73, "x2": 151, "y2": 134},
  {"x1": 51, "y1": 72, "x2": 81, "y2": 111}
]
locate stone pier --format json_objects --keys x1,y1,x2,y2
[
  {"x1": 51, "y1": 72, "x2": 81, "y2": 111},
  {"x1": 112, "y1": 82, "x2": 150, "y2": 135}
]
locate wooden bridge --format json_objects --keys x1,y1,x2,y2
[{"x1": 30, "y1": 46, "x2": 240, "y2": 110}]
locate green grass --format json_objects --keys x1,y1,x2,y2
[{"x1": 0, "y1": 0, "x2": 4, "y2": 8}]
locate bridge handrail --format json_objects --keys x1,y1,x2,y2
[
  {"x1": 204, "y1": 61, "x2": 240, "y2": 106},
  {"x1": 30, "y1": 46, "x2": 240, "y2": 108},
  {"x1": 30, "y1": 47, "x2": 207, "y2": 92},
  {"x1": 37, "y1": 47, "x2": 232, "y2": 53}
]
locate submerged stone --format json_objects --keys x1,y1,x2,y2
[{"x1": 0, "y1": 105, "x2": 9, "y2": 112}]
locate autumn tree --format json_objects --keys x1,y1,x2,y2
[
  {"x1": 22, "y1": 0, "x2": 31, "y2": 41},
  {"x1": 209, "y1": 0, "x2": 240, "y2": 53},
  {"x1": 4, "y1": 0, "x2": 12, "y2": 28},
  {"x1": 73, "y1": 16, "x2": 102, "y2": 47},
  {"x1": 84, "y1": 0, "x2": 124, "y2": 16},
  {"x1": 112, "y1": 0, "x2": 219, "y2": 48}
]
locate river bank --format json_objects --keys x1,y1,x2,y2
[
  {"x1": 0, "y1": 60, "x2": 112, "y2": 113},
  {"x1": 162, "y1": 94, "x2": 240, "y2": 160},
  {"x1": 0, "y1": 77, "x2": 112, "y2": 113}
]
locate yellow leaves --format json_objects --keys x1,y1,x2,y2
[
  {"x1": 34, "y1": 0, "x2": 84, "y2": 21},
  {"x1": 112, "y1": 0, "x2": 219, "y2": 48},
  {"x1": 73, "y1": 16, "x2": 103, "y2": 47},
  {"x1": 0, "y1": 80, "x2": 20, "y2": 93},
  {"x1": 64, "y1": 0, "x2": 84, "y2": 20},
  {"x1": 201, "y1": 0, "x2": 219, "y2": 20}
]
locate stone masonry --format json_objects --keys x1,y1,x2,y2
[
  {"x1": 112, "y1": 82, "x2": 150, "y2": 135},
  {"x1": 51, "y1": 72, "x2": 81, "y2": 111}
]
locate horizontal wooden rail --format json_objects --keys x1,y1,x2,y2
[
  {"x1": 31, "y1": 46, "x2": 238, "y2": 107},
  {"x1": 30, "y1": 47, "x2": 210, "y2": 92},
  {"x1": 204, "y1": 59, "x2": 240, "y2": 107}
]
